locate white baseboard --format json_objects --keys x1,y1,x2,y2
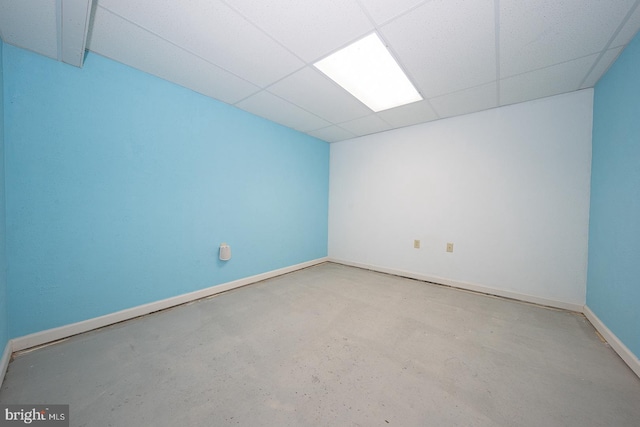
[
  {"x1": 6, "y1": 259, "x2": 639, "y2": 384},
  {"x1": 583, "y1": 305, "x2": 640, "y2": 378},
  {"x1": 1, "y1": 339, "x2": 11, "y2": 388},
  {"x1": 12, "y1": 257, "x2": 328, "y2": 352},
  {"x1": 328, "y1": 258, "x2": 585, "y2": 312}
]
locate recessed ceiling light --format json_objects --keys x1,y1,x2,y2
[{"x1": 314, "y1": 33, "x2": 423, "y2": 112}]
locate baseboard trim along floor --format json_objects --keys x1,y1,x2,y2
[
  {"x1": 10, "y1": 257, "x2": 328, "y2": 353},
  {"x1": 328, "y1": 258, "x2": 584, "y2": 312},
  {"x1": 0, "y1": 341, "x2": 10, "y2": 388},
  {"x1": 4, "y1": 258, "x2": 639, "y2": 393},
  {"x1": 583, "y1": 305, "x2": 640, "y2": 378},
  {"x1": 2, "y1": 262, "x2": 639, "y2": 426},
  {"x1": 329, "y1": 258, "x2": 640, "y2": 379}
]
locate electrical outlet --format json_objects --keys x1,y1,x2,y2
[
  {"x1": 414, "y1": 239, "x2": 420, "y2": 249},
  {"x1": 446, "y1": 242, "x2": 454, "y2": 253}
]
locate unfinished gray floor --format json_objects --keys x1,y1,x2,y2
[{"x1": 1, "y1": 263, "x2": 639, "y2": 426}]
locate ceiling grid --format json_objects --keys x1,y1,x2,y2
[{"x1": 1, "y1": 0, "x2": 639, "y2": 142}]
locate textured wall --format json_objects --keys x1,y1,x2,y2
[
  {"x1": 330, "y1": 90, "x2": 593, "y2": 306},
  {"x1": 0, "y1": 40, "x2": 8, "y2": 355},
  {"x1": 4, "y1": 45, "x2": 329, "y2": 338},
  {"x1": 587, "y1": 32, "x2": 640, "y2": 358}
]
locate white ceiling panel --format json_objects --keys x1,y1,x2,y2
[
  {"x1": 430, "y1": 82, "x2": 498, "y2": 119},
  {"x1": 0, "y1": 0, "x2": 58, "y2": 60},
  {"x1": 308, "y1": 126, "x2": 356, "y2": 143},
  {"x1": 98, "y1": 0, "x2": 304, "y2": 87},
  {"x1": 236, "y1": 91, "x2": 331, "y2": 132},
  {"x1": 500, "y1": 0, "x2": 636, "y2": 78},
  {"x1": 499, "y1": 54, "x2": 598, "y2": 106},
  {"x1": 3, "y1": 0, "x2": 640, "y2": 142},
  {"x1": 358, "y1": 0, "x2": 427, "y2": 26},
  {"x1": 338, "y1": 114, "x2": 392, "y2": 137},
  {"x1": 375, "y1": 100, "x2": 438, "y2": 129},
  {"x1": 268, "y1": 66, "x2": 372, "y2": 124},
  {"x1": 380, "y1": 0, "x2": 496, "y2": 98},
  {"x1": 610, "y1": 1, "x2": 640, "y2": 48},
  {"x1": 580, "y1": 47, "x2": 624, "y2": 89},
  {"x1": 88, "y1": 6, "x2": 259, "y2": 104},
  {"x1": 89, "y1": 7, "x2": 259, "y2": 103},
  {"x1": 225, "y1": 0, "x2": 373, "y2": 62}
]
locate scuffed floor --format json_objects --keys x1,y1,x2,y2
[{"x1": 2, "y1": 262, "x2": 639, "y2": 426}]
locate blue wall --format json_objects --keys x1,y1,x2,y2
[
  {"x1": 4, "y1": 45, "x2": 329, "y2": 338},
  {"x1": 587, "y1": 32, "x2": 640, "y2": 358},
  {"x1": 0, "y1": 40, "x2": 8, "y2": 353}
]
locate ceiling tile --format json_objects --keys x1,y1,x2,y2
[
  {"x1": 358, "y1": 0, "x2": 427, "y2": 25},
  {"x1": 375, "y1": 100, "x2": 438, "y2": 128},
  {"x1": 224, "y1": 0, "x2": 373, "y2": 62},
  {"x1": 236, "y1": 91, "x2": 331, "y2": 132},
  {"x1": 610, "y1": 2, "x2": 640, "y2": 48},
  {"x1": 500, "y1": 0, "x2": 637, "y2": 77},
  {"x1": 580, "y1": 47, "x2": 624, "y2": 89},
  {"x1": 98, "y1": 0, "x2": 304, "y2": 87},
  {"x1": 268, "y1": 66, "x2": 372, "y2": 124},
  {"x1": 430, "y1": 82, "x2": 498, "y2": 119},
  {"x1": 308, "y1": 126, "x2": 356, "y2": 143},
  {"x1": 338, "y1": 114, "x2": 392, "y2": 137},
  {"x1": 380, "y1": 0, "x2": 496, "y2": 98},
  {"x1": 0, "y1": 0, "x2": 58, "y2": 60},
  {"x1": 88, "y1": 6, "x2": 259, "y2": 104},
  {"x1": 5, "y1": 0, "x2": 639, "y2": 140},
  {"x1": 499, "y1": 54, "x2": 598, "y2": 106}
]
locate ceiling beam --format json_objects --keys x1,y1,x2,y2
[{"x1": 58, "y1": 0, "x2": 93, "y2": 67}]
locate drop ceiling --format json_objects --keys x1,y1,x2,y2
[{"x1": 1, "y1": 0, "x2": 640, "y2": 142}]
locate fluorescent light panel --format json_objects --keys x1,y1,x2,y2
[{"x1": 314, "y1": 33, "x2": 422, "y2": 112}]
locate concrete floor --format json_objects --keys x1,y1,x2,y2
[{"x1": 1, "y1": 262, "x2": 639, "y2": 426}]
